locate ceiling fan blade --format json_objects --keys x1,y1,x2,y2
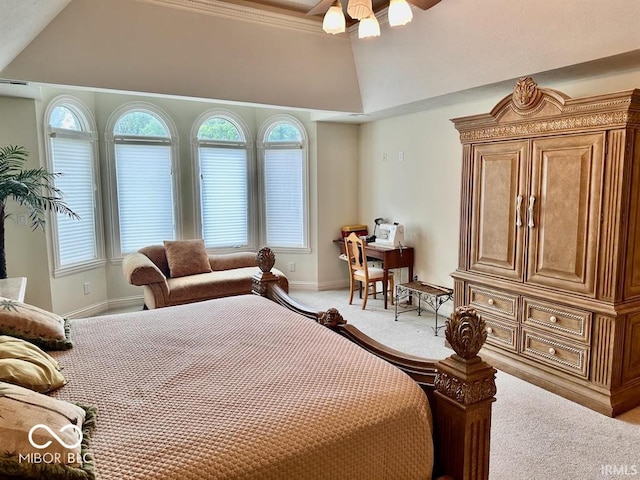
[
  {"x1": 407, "y1": 0, "x2": 441, "y2": 10},
  {"x1": 307, "y1": 0, "x2": 335, "y2": 16}
]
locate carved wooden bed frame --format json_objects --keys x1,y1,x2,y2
[{"x1": 251, "y1": 247, "x2": 497, "y2": 480}]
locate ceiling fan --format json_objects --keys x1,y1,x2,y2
[
  {"x1": 307, "y1": 0, "x2": 441, "y2": 37},
  {"x1": 307, "y1": 0, "x2": 441, "y2": 17}
]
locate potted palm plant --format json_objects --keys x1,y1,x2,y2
[{"x1": 0, "y1": 145, "x2": 78, "y2": 279}]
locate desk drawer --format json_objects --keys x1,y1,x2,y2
[
  {"x1": 520, "y1": 328, "x2": 589, "y2": 378},
  {"x1": 484, "y1": 315, "x2": 518, "y2": 353},
  {"x1": 468, "y1": 285, "x2": 518, "y2": 321},
  {"x1": 522, "y1": 298, "x2": 591, "y2": 342}
]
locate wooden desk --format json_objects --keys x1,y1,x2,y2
[{"x1": 335, "y1": 240, "x2": 414, "y2": 309}]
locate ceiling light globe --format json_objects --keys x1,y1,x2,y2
[
  {"x1": 358, "y1": 14, "x2": 380, "y2": 39},
  {"x1": 388, "y1": 0, "x2": 413, "y2": 26},
  {"x1": 323, "y1": 3, "x2": 346, "y2": 34},
  {"x1": 347, "y1": 0, "x2": 373, "y2": 20}
]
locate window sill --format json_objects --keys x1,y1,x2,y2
[{"x1": 54, "y1": 258, "x2": 107, "y2": 278}]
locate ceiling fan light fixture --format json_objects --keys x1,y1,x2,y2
[
  {"x1": 388, "y1": 0, "x2": 413, "y2": 26},
  {"x1": 347, "y1": 0, "x2": 373, "y2": 20},
  {"x1": 358, "y1": 14, "x2": 380, "y2": 39},
  {"x1": 322, "y1": 0, "x2": 346, "y2": 34}
]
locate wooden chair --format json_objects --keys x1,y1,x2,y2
[{"x1": 344, "y1": 232, "x2": 394, "y2": 310}]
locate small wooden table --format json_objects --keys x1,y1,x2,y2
[{"x1": 394, "y1": 281, "x2": 454, "y2": 335}]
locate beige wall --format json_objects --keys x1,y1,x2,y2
[
  {"x1": 358, "y1": 65, "x2": 640, "y2": 288},
  {"x1": 316, "y1": 122, "x2": 360, "y2": 289},
  {"x1": 0, "y1": 97, "x2": 52, "y2": 308}
]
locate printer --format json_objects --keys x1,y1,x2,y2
[{"x1": 372, "y1": 223, "x2": 404, "y2": 248}]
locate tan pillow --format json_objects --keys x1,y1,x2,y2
[
  {"x1": 0, "y1": 381, "x2": 96, "y2": 479},
  {"x1": 0, "y1": 297, "x2": 72, "y2": 350},
  {"x1": 164, "y1": 239, "x2": 212, "y2": 278},
  {"x1": 0, "y1": 336, "x2": 66, "y2": 392}
]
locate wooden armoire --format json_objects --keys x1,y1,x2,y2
[{"x1": 451, "y1": 77, "x2": 640, "y2": 416}]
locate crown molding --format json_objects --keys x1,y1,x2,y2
[{"x1": 136, "y1": 0, "x2": 328, "y2": 35}]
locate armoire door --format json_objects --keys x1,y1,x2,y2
[
  {"x1": 469, "y1": 141, "x2": 529, "y2": 280},
  {"x1": 526, "y1": 133, "x2": 605, "y2": 295}
]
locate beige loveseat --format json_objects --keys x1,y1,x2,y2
[{"x1": 122, "y1": 244, "x2": 289, "y2": 309}]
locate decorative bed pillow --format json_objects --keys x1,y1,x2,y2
[
  {"x1": 164, "y1": 239, "x2": 212, "y2": 278},
  {"x1": 0, "y1": 381, "x2": 96, "y2": 480},
  {"x1": 0, "y1": 297, "x2": 72, "y2": 351},
  {"x1": 0, "y1": 336, "x2": 66, "y2": 393}
]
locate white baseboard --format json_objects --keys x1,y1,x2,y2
[
  {"x1": 289, "y1": 279, "x2": 350, "y2": 291},
  {"x1": 64, "y1": 295, "x2": 143, "y2": 319},
  {"x1": 64, "y1": 301, "x2": 109, "y2": 319},
  {"x1": 317, "y1": 279, "x2": 349, "y2": 291},
  {"x1": 287, "y1": 281, "x2": 318, "y2": 291}
]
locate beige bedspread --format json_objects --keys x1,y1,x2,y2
[{"x1": 53, "y1": 294, "x2": 433, "y2": 479}]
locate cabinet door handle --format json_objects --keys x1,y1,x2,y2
[
  {"x1": 516, "y1": 195, "x2": 523, "y2": 227},
  {"x1": 528, "y1": 195, "x2": 536, "y2": 228}
]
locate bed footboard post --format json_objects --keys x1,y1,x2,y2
[
  {"x1": 432, "y1": 306, "x2": 496, "y2": 480},
  {"x1": 252, "y1": 247, "x2": 280, "y2": 296}
]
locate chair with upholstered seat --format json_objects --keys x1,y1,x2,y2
[{"x1": 344, "y1": 232, "x2": 394, "y2": 310}]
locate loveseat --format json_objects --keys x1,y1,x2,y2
[{"x1": 122, "y1": 240, "x2": 289, "y2": 309}]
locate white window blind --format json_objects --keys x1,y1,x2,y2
[
  {"x1": 199, "y1": 146, "x2": 248, "y2": 248},
  {"x1": 264, "y1": 148, "x2": 304, "y2": 247},
  {"x1": 115, "y1": 143, "x2": 175, "y2": 253},
  {"x1": 50, "y1": 137, "x2": 97, "y2": 266}
]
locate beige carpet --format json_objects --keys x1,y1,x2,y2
[{"x1": 290, "y1": 287, "x2": 640, "y2": 480}]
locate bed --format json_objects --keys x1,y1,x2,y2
[{"x1": 43, "y1": 248, "x2": 495, "y2": 480}]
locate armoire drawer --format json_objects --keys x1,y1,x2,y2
[
  {"x1": 484, "y1": 316, "x2": 518, "y2": 353},
  {"x1": 468, "y1": 285, "x2": 518, "y2": 321},
  {"x1": 520, "y1": 328, "x2": 589, "y2": 378},
  {"x1": 522, "y1": 298, "x2": 591, "y2": 342}
]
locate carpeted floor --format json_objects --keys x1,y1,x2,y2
[{"x1": 290, "y1": 287, "x2": 640, "y2": 480}]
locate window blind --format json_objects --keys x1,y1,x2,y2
[
  {"x1": 115, "y1": 143, "x2": 175, "y2": 254},
  {"x1": 264, "y1": 148, "x2": 304, "y2": 247},
  {"x1": 50, "y1": 137, "x2": 97, "y2": 266},
  {"x1": 199, "y1": 146, "x2": 248, "y2": 248}
]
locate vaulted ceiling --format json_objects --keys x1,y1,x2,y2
[{"x1": 2, "y1": 0, "x2": 640, "y2": 122}]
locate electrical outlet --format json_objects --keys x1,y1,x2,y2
[
  {"x1": 17, "y1": 214, "x2": 27, "y2": 226},
  {"x1": 382, "y1": 152, "x2": 388, "y2": 162},
  {"x1": 83, "y1": 282, "x2": 90, "y2": 295},
  {"x1": 288, "y1": 262, "x2": 295, "y2": 272},
  {"x1": 398, "y1": 151, "x2": 405, "y2": 162}
]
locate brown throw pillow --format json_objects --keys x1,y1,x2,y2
[
  {"x1": 0, "y1": 297, "x2": 72, "y2": 350},
  {"x1": 163, "y1": 239, "x2": 212, "y2": 278}
]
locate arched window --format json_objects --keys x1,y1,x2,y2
[
  {"x1": 192, "y1": 111, "x2": 252, "y2": 249},
  {"x1": 45, "y1": 96, "x2": 104, "y2": 275},
  {"x1": 258, "y1": 115, "x2": 308, "y2": 250},
  {"x1": 106, "y1": 104, "x2": 179, "y2": 256}
]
